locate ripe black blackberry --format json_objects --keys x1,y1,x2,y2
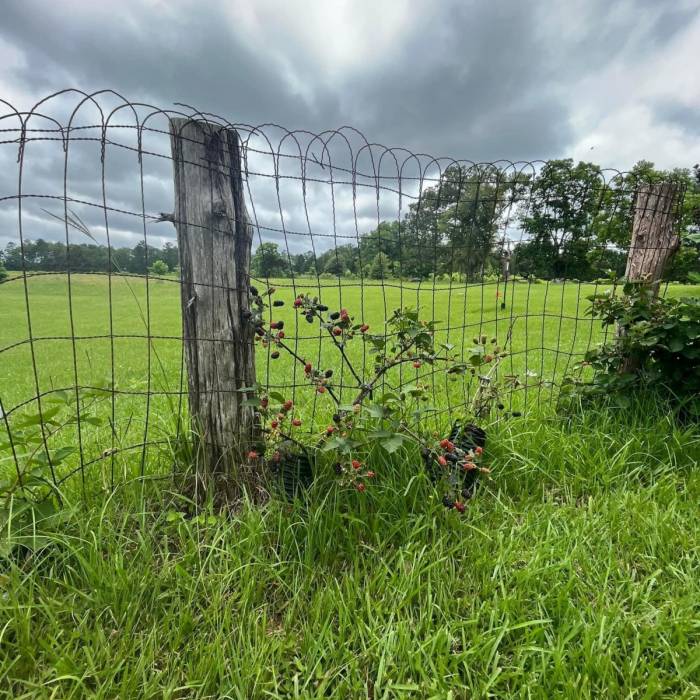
[
  {"x1": 442, "y1": 495, "x2": 454, "y2": 509},
  {"x1": 329, "y1": 311, "x2": 340, "y2": 320}
]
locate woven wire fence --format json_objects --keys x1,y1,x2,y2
[{"x1": 0, "y1": 90, "x2": 689, "y2": 497}]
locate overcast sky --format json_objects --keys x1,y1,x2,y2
[{"x1": 1, "y1": 0, "x2": 699, "y2": 252}]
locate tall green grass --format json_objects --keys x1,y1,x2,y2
[
  {"x1": 1, "y1": 273, "x2": 697, "y2": 495},
  {"x1": 1, "y1": 399, "x2": 698, "y2": 698}
]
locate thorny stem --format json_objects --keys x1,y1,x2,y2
[
  {"x1": 352, "y1": 350, "x2": 451, "y2": 406},
  {"x1": 261, "y1": 426, "x2": 307, "y2": 451},
  {"x1": 470, "y1": 317, "x2": 518, "y2": 418},
  {"x1": 275, "y1": 339, "x2": 341, "y2": 405},
  {"x1": 310, "y1": 307, "x2": 365, "y2": 386}
]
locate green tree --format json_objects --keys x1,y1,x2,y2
[
  {"x1": 161, "y1": 242, "x2": 179, "y2": 271},
  {"x1": 399, "y1": 165, "x2": 525, "y2": 280},
  {"x1": 0, "y1": 259, "x2": 8, "y2": 282},
  {"x1": 323, "y1": 255, "x2": 345, "y2": 276},
  {"x1": 149, "y1": 259, "x2": 169, "y2": 276},
  {"x1": 251, "y1": 242, "x2": 288, "y2": 278},
  {"x1": 291, "y1": 251, "x2": 315, "y2": 276},
  {"x1": 368, "y1": 252, "x2": 392, "y2": 279},
  {"x1": 519, "y1": 159, "x2": 604, "y2": 279}
]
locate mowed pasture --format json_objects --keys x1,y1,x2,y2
[{"x1": 1, "y1": 272, "x2": 698, "y2": 489}]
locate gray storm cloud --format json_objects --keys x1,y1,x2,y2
[{"x1": 0, "y1": 0, "x2": 698, "y2": 250}]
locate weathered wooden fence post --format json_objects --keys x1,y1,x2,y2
[
  {"x1": 169, "y1": 118, "x2": 259, "y2": 500},
  {"x1": 625, "y1": 182, "x2": 682, "y2": 291}
]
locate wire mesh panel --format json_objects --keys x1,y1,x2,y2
[{"x1": 0, "y1": 90, "x2": 690, "y2": 499}]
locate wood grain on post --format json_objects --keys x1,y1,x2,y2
[
  {"x1": 169, "y1": 118, "x2": 259, "y2": 497},
  {"x1": 625, "y1": 182, "x2": 681, "y2": 291}
]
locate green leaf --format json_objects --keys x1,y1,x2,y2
[
  {"x1": 52, "y1": 447, "x2": 76, "y2": 464},
  {"x1": 668, "y1": 336, "x2": 686, "y2": 353},
  {"x1": 321, "y1": 436, "x2": 354, "y2": 454},
  {"x1": 365, "y1": 404, "x2": 387, "y2": 419},
  {"x1": 379, "y1": 434, "x2": 407, "y2": 454},
  {"x1": 15, "y1": 405, "x2": 61, "y2": 427}
]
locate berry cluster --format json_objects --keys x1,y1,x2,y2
[
  {"x1": 333, "y1": 456, "x2": 376, "y2": 492},
  {"x1": 293, "y1": 295, "x2": 370, "y2": 344},
  {"x1": 471, "y1": 334, "x2": 506, "y2": 365},
  {"x1": 245, "y1": 286, "x2": 511, "y2": 507},
  {"x1": 249, "y1": 287, "x2": 287, "y2": 358},
  {"x1": 432, "y1": 435, "x2": 490, "y2": 513}
]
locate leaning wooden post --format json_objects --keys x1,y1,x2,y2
[
  {"x1": 618, "y1": 182, "x2": 682, "y2": 373},
  {"x1": 625, "y1": 182, "x2": 682, "y2": 292},
  {"x1": 169, "y1": 118, "x2": 259, "y2": 500}
]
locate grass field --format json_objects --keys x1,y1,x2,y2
[
  {"x1": 0, "y1": 400, "x2": 699, "y2": 697},
  {"x1": 1, "y1": 272, "x2": 697, "y2": 484},
  {"x1": 1, "y1": 273, "x2": 699, "y2": 697}
]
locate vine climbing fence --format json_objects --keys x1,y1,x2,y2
[{"x1": 0, "y1": 90, "x2": 689, "y2": 498}]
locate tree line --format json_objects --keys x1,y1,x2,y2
[
  {"x1": 2, "y1": 160, "x2": 699, "y2": 284},
  {"x1": 250, "y1": 159, "x2": 699, "y2": 283},
  {"x1": 0, "y1": 240, "x2": 179, "y2": 276}
]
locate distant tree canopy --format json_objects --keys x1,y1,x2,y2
[
  {"x1": 2, "y1": 160, "x2": 698, "y2": 283},
  {"x1": 250, "y1": 242, "x2": 288, "y2": 278},
  {"x1": 512, "y1": 159, "x2": 699, "y2": 281},
  {"x1": 0, "y1": 239, "x2": 178, "y2": 274}
]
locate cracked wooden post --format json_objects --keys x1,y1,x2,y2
[
  {"x1": 619, "y1": 182, "x2": 682, "y2": 374},
  {"x1": 625, "y1": 182, "x2": 682, "y2": 292},
  {"x1": 169, "y1": 118, "x2": 259, "y2": 501}
]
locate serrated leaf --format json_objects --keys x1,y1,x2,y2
[
  {"x1": 365, "y1": 404, "x2": 387, "y2": 418},
  {"x1": 379, "y1": 434, "x2": 407, "y2": 454}
]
